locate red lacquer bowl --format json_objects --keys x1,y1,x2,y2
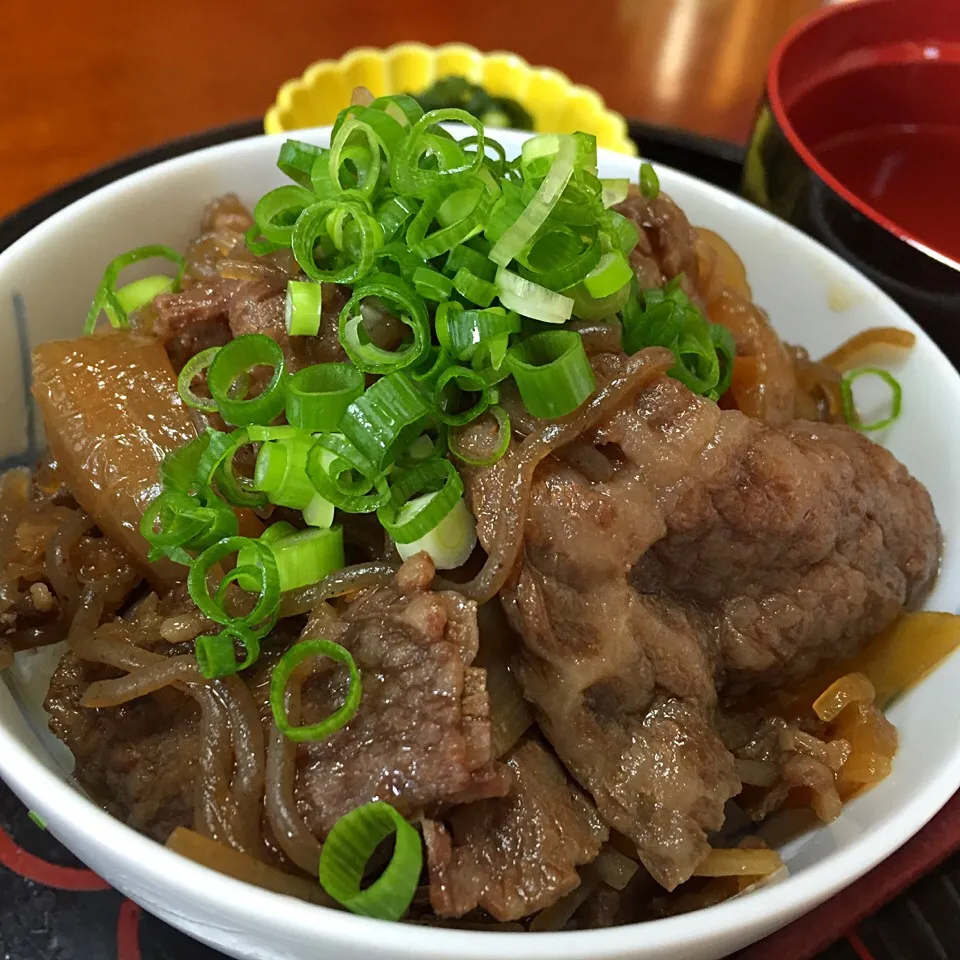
[{"x1": 743, "y1": 0, "x2": 960, "y2": 359}]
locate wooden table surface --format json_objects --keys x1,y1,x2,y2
[{"x1": 1, "y1": 0, "x2": 825, "y2": 219}]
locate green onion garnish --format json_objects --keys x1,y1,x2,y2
[
  {"x1": 412, "y1": 266, "x2": 455, "y2": 302},
  {"x1": 318, "y1": 801, "x2": 422, "y2": 921},
  {"x1": 207, "y1": 334, "x2": 288, "y2": 427},
  {"x1": 84, "y1": 245, "x2": 185, "y2": 334},
  {"x1": 270, "y1": 638, "x2": 361, "y2": 742},
  {"x1": 254, "y1": 434, "x2": 316, "y2": 510},
  {"x1": 640, "y1": 161, "x2": 660, "y2": 199},
  {"x1": 285, "y1": 280, "x2": 325, "y2": 337},
  {"x1": 270, "y1": 526, "x2": 345, "y2": 592},
  {"x1": 286, "y1": 362, "x2": 364, "y2": 433},
  {"x1": 582, "y1": 251, "x2": 633, "y2": 300},
  {"x1": 506, "y1": 330, "x2": 597, "y2": 419},
  {"x1": 195, "y1": 625, "x2": 261, "y2": 679},
  {"x1": 339, "y1": 273, "x2": 430, "y2": 374},
  {"x1": 177, "y1": 346, "x2": 221, "y2": 413},
  {"x1": 187, "y1": 536, "x2": 279, "y2": 635},
  {"x1": 377, "y1": 457, "x2": 464, "y2": 544},
  {"x1": 114, "y1": 274, "x2": 176, "y2": 314},
  {"x1": 840, "y1": 367, "x2": 903, "y2": 432},
  {"x1": 338, "y1": 371, "x2": 433, "y2": 473}
]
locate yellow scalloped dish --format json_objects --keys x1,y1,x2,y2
[{"x1": 265, "y1": 43, "x2": 636, "y2": 155}]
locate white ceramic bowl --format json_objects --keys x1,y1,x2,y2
[{"x1": 1, "y1": 129, "x2": 960, "y2": 960}]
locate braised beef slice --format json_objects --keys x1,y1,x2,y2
[
  {"x1": 468, "y1": 371, "x2": 939, "y2": 890},
  {"x1": 614, "y1": 192, "x2": 703, "y2": 298},
  {"x1": 290, "y1": 554, "x2": 508, "y2": 836},
  {"x1": 46, "y1": 650, "x2": 199, "y2": 842},
  {"x1": 423, "y1": 738, "x2": 607, "y2": 921}
]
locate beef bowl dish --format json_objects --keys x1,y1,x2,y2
[{"x1": 1, "y1": 100, "x2": 960, "y2": 960}]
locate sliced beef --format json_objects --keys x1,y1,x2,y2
[
  {"x1": 294, "y1": 554, "x2": 508, "y2": 836},
  {"x1": 45, "y1": 616, "x2": 200, "y2": 842},
  {"x1": 468, "y1": 364, "x2": 939, "y2": 890},
  {"x1": 615, "y1": 192, "x2": 703, "y2": 296},
  {"x1": 423, "y1": 739, "x2": 607, "y2": 921},
  {"x1": 32, "y1": 331, "x2": 198, "y2": 586},
  {"x1": 46, "y1": 556, "x2": 505, "y2": 849}
]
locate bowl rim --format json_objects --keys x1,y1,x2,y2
[
  {"x1": 2, "y1": 126, "x2": 960, "y2": 959},
  {"x1": 766, "y1": 0, "x2": 960, "y2": 275}
]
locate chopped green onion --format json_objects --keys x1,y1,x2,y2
[
  {"x1": 395, "y1": 496, "x2": 476, "y2": 569},
  {"x1": 292, "y1": 199, "x2": 383, "y2": 284},
  {"x1": 376, "y1": 194, "x2": 420, "y2": 241},
  {"x1": 600, "y1": 179, "x2": 629, "y2": 208},
  {"x1": 114, "y1": 274, "x2": 176, "y2": 314},
  {"x1": 570, "y1": 281, "x2": 631, "y2": 321},
  {"x1": 452, "y1": 267, "x2": 497, "y2": 307},
  {"x1": 495, "y1": 267, "x2": 574, "y2": 324},
  {"x1": 435, "y1": 365, "x2": 493, "y2": 426},
  {"x1": 254, "y1": 434, "x2": 316, "y2": 510},
  {"x1": 378, "y1": 457, "x2": 463, "y2": 544},
  {"x1": 318, "y1": 801, "x2": 422, "y2": 921},
  {"x1": 235, "y1": 521, "x2": 299, "y2": 590},
  {"x1": 640, "y1": 162, "x2": 660, "y2": 199},
  {"x1": 339, "y1": 273, "x2": 430, "y2": 374},
  {"x1": 374, "y1": 241, "x2": 423, "y2": 278},
  {"x1": 177, "y1": 346, "x2": 220, "y2": 413},
  {"x1": 406, "y1": 180, "x2": 491, "y2": 260},
  {"x1": 506, "y1": 330, "x2": 597, "y2": 419},
  {"x1": 140, "y1": 489, "x2": 237, "y2": 565},
  {"x1": 710, "y1": 323, "x2": 737, "y2": 400},
  {"x1": 244, "y1": 224, "x2": 285, "y2": 256},
  {"x1": 254, "y1": 185, "x2": 317, "y2": 245},
  {"x1": 339, "y1": 371, "x2": 433, "y2": 473},
  {"x1": 370, "y1": 93, "x2": 424, "y2": 126},
  {"x1": 271, "y1": 526, "x2": 345, "y2": 591},
  {"x1": 583, "y1": 251, "x2": 633, "y2": 299},
  {"x1": 413, "y1": 266, "x2": 454, "y2": 302},
  {"x1": 840, "y1": 367, "x2": 903, "y2": 432},
  {"x1": 159, "y1": 432, "x2": 212, "y2": 495},
  {"x1": 443, "y1": 244, "x2": 497, "y2": 281},
  {"x1": 390, "y1": 108, "x2": 485, "y2": 198},
  {"x1": 188, "y1": 536, "x2": 279, "y2": 634},
  {"x1": 307, "y1": 438, "x2": 388, "y2": 514},
  {"x1": 270, "y1": 638, "x2": 361, "y2": 742},
  {"x1": 195, "y1": 625, "x2": 261, "y2": 679},
  {"x1": 608, "y1": 210, "x2": 640, "y2": 255},
  {"x1": 278, "y1": 139, "x2": 324, "y2": 189},
  {"x1": 207, "y1": 334, "x2": 287, "y2": 427},
  {"x1": 622, "y1": 278, "x2": 734, "y2": 398},
  {"x1": 303, "y1": 491, "x2": 335, "y2": 528},
  {"x1": 444, "y1": 243, "x2": 496, "y2": 282},
  {"x1": 286, "y1": 363, "x2": 364, "y2": 433},
  {"x1": 489, "y1": 134, "x2": 577, "y2": 267},
  {"x1": 435, "y1": 303, "x2": 520, "y2": 363},
  {"x1": 27, "y1": 810, "x2": 46, "y2": 830},
  {"x1": 448, "y1": 405, "x2": 511, "y2": 467},
  {"x1": 329, "y1": 118, "x2": 384, "y2": 198},
  {"x1": 84, "y1": 245, "x2": 185, "y2": 334},
  {"x1": 518, "y1": 227, "x2": 602, "y2": 291},
  {"x1": 194, "y1": 427, "x2": 267, "y2": 508},
  {"x1": 286, "y1": 280, "x2": 325, "y2": 336}
]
